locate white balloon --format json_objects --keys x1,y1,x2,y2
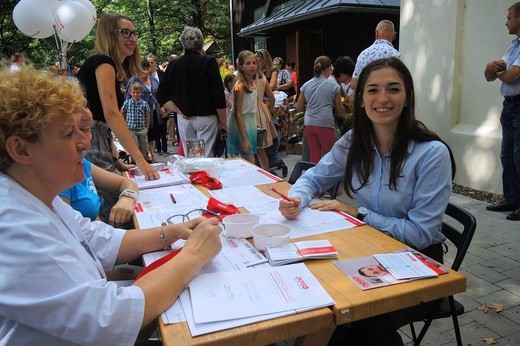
[
  {"x1": 74, "y1": 0, "x2": 97, "y2": 27},
  {"x1": 13, "y1": 0, "x2": 55, "y2": 39},
  {"x1": 55, "y1": 1, "x2": 93, "y2": 43},
  {"x1": 44, "y1": 0, "x2": 65, "y2": 13}
]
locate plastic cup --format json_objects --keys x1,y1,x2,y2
[
  {"x1": 251, "y1": 223, "x2": 291, "y2": 251},
  {"x1": 223, "y1": 214, "x2": 260, "y2": 238}
]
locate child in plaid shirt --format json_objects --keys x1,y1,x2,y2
[{"x1": 121, "y1": 83, "x2": 151, "y2": 162}]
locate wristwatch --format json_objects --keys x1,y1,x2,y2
[
  {"x1": 119, "y1": 189, "x2": 138, "y2": 201},
  {"x1": 357, "y1": 207, "x2": 368, "y2": 221}
]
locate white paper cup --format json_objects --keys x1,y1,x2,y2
[
  {"x1": 223, "y1": 214, "x2": 260, "y2": 238},
  {"x1": 251, "y1": 223, "x2": 291, "y2": 251}
]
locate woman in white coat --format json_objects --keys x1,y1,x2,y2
[{"x1": 0, "y1": 68, "x2": 222, "y2": 345}]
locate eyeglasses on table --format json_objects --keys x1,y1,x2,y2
[{"x1": 165, "y1": 209, "x2": 224, "y2": 227}]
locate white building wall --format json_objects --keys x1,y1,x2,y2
[{"x1": 399, "y1": 0, "x2": 511, "y2": 194}]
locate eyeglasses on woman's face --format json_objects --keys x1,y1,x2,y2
[{"x1": 118, "y1": 29, "x2": 139, "y2": 39}]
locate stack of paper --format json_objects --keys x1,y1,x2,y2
[
  {"x1": 183, "y1": 263, "x2": 335, "y2": 336},
  {"x1": 265, "y1": 240, "x2": 338, "y2": 266},
  {"x1": 126, "y1": 166, "x2": 190, "y2": 190}
]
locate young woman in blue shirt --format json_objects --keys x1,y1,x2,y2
[{"x1": 279, "y1": 57, "x2": 456, "y2": 345}]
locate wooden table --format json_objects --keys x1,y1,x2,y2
[
  {"x1": 155, "y1": 179, "x2": 466, "y2": 344},
  {"x1": 300, "y1": 226, "x2": 466, "y2": 325},
  {"x1": 159, "y1": 308, "x2": 335, "y2": 346},
  {"x1": 263, "y1": 181, "x2": 466, "y2": 325}
]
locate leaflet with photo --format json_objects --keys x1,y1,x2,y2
[
  {"x1": 265, "y1": 240, "x2": 338, "y2": 266},
  {"x1": 334, "y1": 249, "x2": 447, "y2": 290},
  {"x1": 373, "y1": 252, "x2": 439, "y2": 280}
]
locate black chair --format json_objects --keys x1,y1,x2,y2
[
  {"x1": 287, "y1": 161, "x2": 341, "y2": 199},
  {"x1": 409, "y1": 202, "x2": 477, "y2": 346}
]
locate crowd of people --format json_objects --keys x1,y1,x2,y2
[{"x1": 1, "y1": 4, "x2": 518, "y2": 343}]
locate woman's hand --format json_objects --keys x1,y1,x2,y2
[
  {"x1": 241, "y1": 139, "x2": 250, "y2": 153},
  {"x1": 168, "y1": 217, "x2": 206, "y2": 241},
  {"x1": 309, "y1": 199, "x2": 357, "y2": 216},
  {"x1": 137, "y1": 160, "x2": 160, "y2": 180},
  {"x1": 109, "y1": 196, "x2": 135, "y2": 226},
  {"x1": 279, "y1": 197, "x2": 301, "y2": 220},
  {"x1": 182, "y1": 218, "x2": 223, "y2": 262}
]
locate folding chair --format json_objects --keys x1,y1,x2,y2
[
  {"x1": 409, "y1": 202, "x2": 477, "y2": 346},
  {"x1": 287, "y1": 161, "x2": 341, "y2": 199}
]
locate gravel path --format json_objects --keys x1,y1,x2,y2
[{"x1": 452, "y1": 183, "x2": 503, "y2": 205}]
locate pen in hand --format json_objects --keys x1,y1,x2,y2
[
  {"x1": 268, "y1": 185, "x2": 292, "y2": 202},
  {"x1": 170, "y1": 193, "x2": 177, "y2": 204}
]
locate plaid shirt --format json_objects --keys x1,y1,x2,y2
[{"x1": 122, "y1": 98, "x2": 150, "y2": 130}]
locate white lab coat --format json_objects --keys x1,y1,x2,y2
[{"x1": 0, "y1": 173, "x2": 144, "y2": 345}]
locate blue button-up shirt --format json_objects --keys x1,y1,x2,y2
[
  {"x1": 501, "y1": 37, "x2": 520, "y2": 97},
  {"x1": 288, "y1": 131, "x2": 452, "y2": 250}
]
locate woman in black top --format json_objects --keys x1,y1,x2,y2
[{"x1": 78, "y1": 12, "x2": 159, "y2": 181}]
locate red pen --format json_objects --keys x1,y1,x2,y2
[{"x1": 268, "y1": 185, "x2": 292, "y2": 202}]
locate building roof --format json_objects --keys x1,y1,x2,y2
[
  {"x1": 238, "y1": 0, "x2": 400, "y2": 37},
  {"x1": 203, "y1": 40, "x2": 221, "y2": 54}
]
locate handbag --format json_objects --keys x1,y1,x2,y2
[
  {"x1": 257, "y1": 128, "x2": 268, "y2": 148},
  {"x1": 256, "y1": 101, "x2": 275, "y2": 148},
  {"x1": 213, "y1": 128, "x2": 227, "y2": 157}
]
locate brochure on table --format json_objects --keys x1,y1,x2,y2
[
  {"x1": 373, "y1": 251, "x2": 442, "y2": 280},
  {"x1": 334, "y1": 249, "x2": 447, "y2": 290},
  {"x1": 126, "y1": 165, "x2": 190, "y2": 190},
  {"x1": 265, "y1": 239, "x2": 338, "y2": 266}
]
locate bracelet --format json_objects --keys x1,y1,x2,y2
[{"x1": 160, "y1": 222, "x2": 172, "y2": 250}]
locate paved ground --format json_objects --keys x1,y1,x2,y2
[{"x1": 158, "y1": 141, "x2": 520, "y2": 345}]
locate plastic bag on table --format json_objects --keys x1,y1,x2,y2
[{"x1": 168, "y1": 155, "x2": 225, "y2": 177}]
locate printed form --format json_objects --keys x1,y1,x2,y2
[
  {"x1": 141, "y1": 235, "x2": 269, "y2": 324},
  {"x1": 134, "y1": 184, "x2": 209, "y2": 229},
  {"x1": 218, "y1": 160, "x2": 281, "y2": 188},
  {"x1": 251, "y1": 203, "x2": 362, "y2": 238},
  {"x1": 209, "y1": 185, "x2": 279, "y2": 208},
  {"x1": 183, "y1": 263, "x2": 335, "y2": 336}
]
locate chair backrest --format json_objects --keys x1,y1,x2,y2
[
  {"x1": 288, "y1": 161, "x2": 341, "y2": 199},
  {"x1": 442, "y1": 202, "x2": 477, "y2": 271}
]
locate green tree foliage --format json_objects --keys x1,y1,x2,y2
[{"x1": 2, "y1": 0, "x2": 231, "y2": 68}]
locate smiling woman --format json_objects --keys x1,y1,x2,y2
[
  {"x1": 77, "y1": 12, "x2": 159, "y2": 181},
  {"x1": 279, "y1": 58, "x2": 457, "y2": 345}
]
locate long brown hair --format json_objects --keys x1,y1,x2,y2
[
  {"x1": 235, "y1": 50, "x2": 257, "y2": 94},
  {"x1": 344, "y1": 58, "x2": 456, "y2": 196},
  {"x1": 93, "y1": 12, "x2": 141, "y2": 82}
]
